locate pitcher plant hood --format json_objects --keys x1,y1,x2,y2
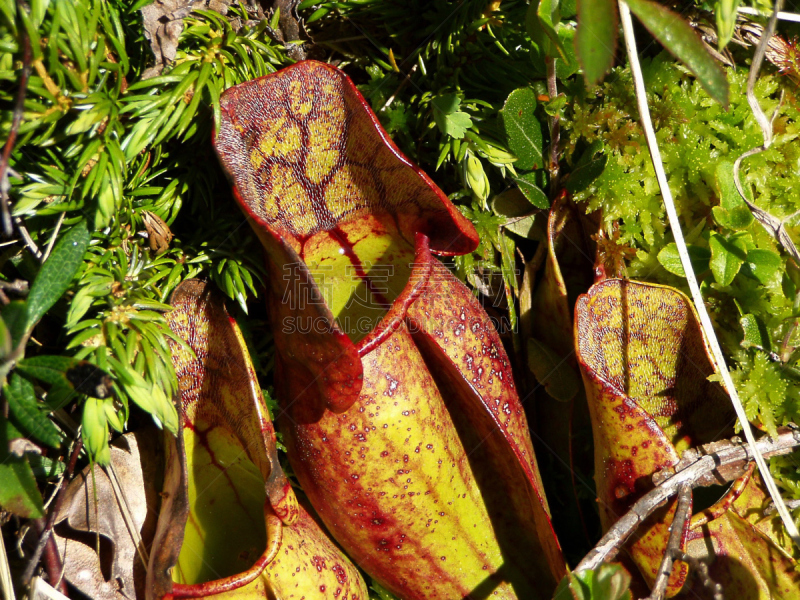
[{"x1": 214, "y1": 60, "x2": 566, "y2": 600}]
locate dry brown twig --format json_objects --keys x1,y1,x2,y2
[
  {"x1": 574, "y1": 426, "x2": 800, "y2": 575},
  {"x1": 21, "y1": 438, "x2": 84, "y2": 587},
  {"x1": 645, "y1": 483, "x2": 692, "y2": 600}
]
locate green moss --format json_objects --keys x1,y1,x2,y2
[{"x1": 563, "y1": 54, "x2": 800, "y2": 462}]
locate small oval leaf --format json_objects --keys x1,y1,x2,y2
[
  {"x1": 625, "y1": 0, "x2": 729, "y2": 106},
  {"x1": 25, "y1": 220, "x2": 91, "y2": 332},
  {"x1": 576, "y1": 0, "x2": 618, "y2": 85},
  {"x1": 503, "y1": 88, "x2": 544, "y2": 171},
  {"x1": 657, "y1": 243, "x2": 711, "y2": 277},
  {"x1": 515, "y1": 172, "x2": 550, "y2": 209}
]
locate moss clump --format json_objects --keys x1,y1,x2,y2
[{"x1": 564, "y1": 54, "x2": 800, "y2": 447}]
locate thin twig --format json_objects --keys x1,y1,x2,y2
[
  {"x1": 31, "y1": 521, "x2": 67, "y2": 596},
  {"x1": 13, "y1": 217, "x2": 42, "y2": 261},
  {"x1": 738, "y1": 5, "x2": 800, "y2": 22},
  {"x1": 575, "y1": 426, "x2": 800, "y2": 573},
  {"x1": 0, "y1": 524, "x2": 16, "y2": 600},
  {"x1": 545, "y1": 56, "x2": 560, "y2": 194},
  {"x1": 764, "y1": 498, "x2": 800, "y2": 515},
  {"x1": 380, "y1": 64, "x2": 418, "y2": 112},
  {"x1": 40, "y1": 213, "x2": 65, "y2": 263},
  {"x1": 744, "y1": 0, "x2": 783, "y2": 140},
  {"x1": 0, "y1": 9, "x2": 32, "y2": 238},
  {"x1": 646, "y1": 483, "x2": 692, "y2": 600},
  {"x1": 618, "y1": 0, "x2": 800, "y2": 549},
  {"x1": 0, "y1": 280, "x2": 28, "y2": 295},
  {"x1": 732, "y1": 0, "x2": 800, "y2": 266},
  {"x1": 22, "y1": 438, "x2": 84, "y2": 585}
]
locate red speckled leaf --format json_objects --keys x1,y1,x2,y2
[
  {"x1": 214, "y1": 61, "x2": 565, "y2": 599},
  {"x1": 407, "y1": 258, "x2": 566, "y2": 582},
  {"x1": 575, "y1": 279, "x2": 735, "y2": 596},
  {"x1": 155, "y1": 279, "x2": 367, "y2": 599}
]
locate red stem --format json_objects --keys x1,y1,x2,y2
[
  {"x1": 33, "y1": 519, "x2": 69, "y2": 595},
  {"x1": 0, "y1": 6, "x2": 32, "y2": 237},
  {"x1": 22, "y1": 438, "x2": 84, "y2": 585}
]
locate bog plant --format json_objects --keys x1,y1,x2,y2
[
  {"x1": 562, "y1": 57, "x2": 800, "y2": 439},
  {"x1": 1, "y1": 0, "x2": 800, "y2": 597}
]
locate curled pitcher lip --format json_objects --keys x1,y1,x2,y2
[
  {"x1": 213, "y1": 60, "x2": 566, "y2": 599},
  {"x1": 151, "y1": 279, "x2": 369, "y2": 600}
]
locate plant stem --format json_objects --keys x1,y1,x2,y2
[
  {"x1": 0, "y1": 8, "x2": 31, "y2": 238},
  {"x1": 545, "y1": 56, "x2": 560, "y2": 195},
  {"x1": 32, "y1": 520, "x2": 68, "y2": 595},
  {"x1": 617, "y1": 0, "x2": 800, "y2": 549},
  {"x1": 646, "y1": 483, "x2": 692, "y2": 600},
  {"x1": 22, "y1": 437, "x2": 84, "y2": 585},
  {"x1": 575, "y1": 426, "x2": 800, "y2": 573}
]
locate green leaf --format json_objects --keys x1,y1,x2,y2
[
  {"x1": 0, "y1": 313, "x2": 11, "y2": 360},
  {"x1": 507, "y1": 214, "x2": 545, "y2": 239},
  {"x1": 432, "y1": 94, "x2": 473, "y2": 139},
  {"x1": 566, "y1": 145, "x2": 607, "y2": 194},
  {"x1": 28, "y1": 454, "x2": 67, "y2": 480},
  {"x1": 464, "y1": 154, "x2": 489, "y2": 205},
  {"x1": 657, "y1": 243, "x2": 710, "y2": 277},
  {"x1": 25, "y1": 220, "x2": 90, "y2": 332},
  {"x1": 625, "y1": 0, "x2": 729, "y2": 106},
  {"x1": 712, "y1": 161, "x2": 754, "y2": 230},
  {"x1": 554, "y1": 563, "x2": 631, "y2": 600},
  {"x1": 555, "y1": 23, "x2": 580, "y2": 80},
  {"x1": 370, "y1": 579, "x2": 400, "y2": 600},
  {"x1": 492, "y1": 189, "x2": 536, "y2": 218},
  {"x1": 82, "y1": 396, "x2": 110, "y2": 465},
  {"x1": 492, "y1": 189, "x2": 546, "y2": 239},
  {"x1": 46, "y1": 380, "x2": 80, "y2": 411},
  {"x1": 715, "y1": 0, "x2": 742, "y2": 50},
  {"x1": 585, "y1": 563, "x2": 632, "y2": 600},
  {"x1": 575, "y1": 0, "x2": 618, "y2": 85},
  {"x1": 740, "y1": 314, "x2": 771, "y2": 351},
  {"x1": 503, "y1": 88, "x2": 543, "y2": 171},
  {"x1": 17, "y1": 355, "x2": 79, "y2": 386},
  {"x1": 709, "y1": 232, "x2": 748, "y2": 286},
  {"x1": 65, "y1": 284, "x2": 97, "y2": 328},
  {"x1": 0, "y1": 457, "x2": 44, "y2": 519},
  {"x1": 5, "y1": 373, "x2": 62, "y2": 448},
  {"x1": 514, "y1": 172, "x2": 550, "y2": 209},
  {"x1": 2, "y1": 300, "x2": 28, "y2": 348},
  {"x1": 543, "y1": 94, "x2": 567, "y2": 117},
  {"x1": 744, "y1": 248, "x2": 782, "y2": 286},
  {"x1": 527, "y1": 0, "x2": 567, "y2": 59},
  {"x1": 109, "y1": 357, "x2": 178, "y2": 434}
]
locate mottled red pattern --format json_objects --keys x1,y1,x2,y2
[{"x1": 214, "y1": 61, "x2": 565, "y2": 599}]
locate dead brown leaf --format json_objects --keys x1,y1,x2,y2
[
  {"x1": 53, "y1": 429, "x2": 162, "y2": 599},
  {"x1": 140, "y1": 0, "x2": 235, "y2": 79}
]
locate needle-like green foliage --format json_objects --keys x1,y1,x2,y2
[
  {"x1": 1, "y1": 0, "x2": 800, "y2": 593},
  {"x1": 1, "y1": 0, "x2": 290, "y2": 465}
]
